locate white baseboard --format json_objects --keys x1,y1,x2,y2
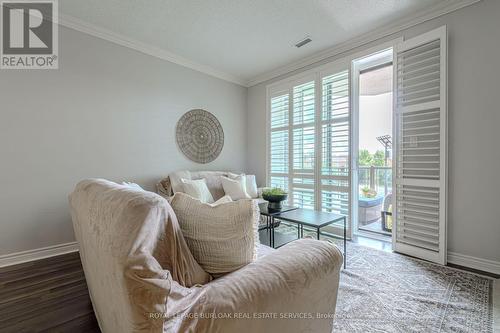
[
  {"x1": 448, "y1": 252, "x2": 500, "y2": 276},
  {"x1": 0, "y1": 242, "x2": 79, "y2": 268}
]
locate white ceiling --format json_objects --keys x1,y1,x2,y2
[{"x1": 60, "y1": 0, "x2": 450, "y2": 85}]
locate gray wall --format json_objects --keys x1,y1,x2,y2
[
  {"x1": 246, "y1": 0, "x2": 500, "y2": 263},
  {"x1": 0, "y1": 26, "x2": 247, "y2": 255}
]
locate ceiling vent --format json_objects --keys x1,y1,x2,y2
[{"x1": 295, "y1": 37, "x2": 312, "y2": 48}]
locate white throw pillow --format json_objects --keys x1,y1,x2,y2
[
  {"x1": 221, "y1": 175, "x2": 251, "y2": 200},
  {"x1": 170, "y1": 192, "x2": 259, "y2": 275},
  {"x1": 181, "y1": 178, "x2": 214, "y2": 203},
  {"x1": 228, "y1": 174, "x2": 258, "y2": 198},
  {"x1": 245, "y1": 175, "x2": 258, "y2": 198}
]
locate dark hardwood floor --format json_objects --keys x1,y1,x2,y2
[
  {"x1": 2, "y1": 230, "x2": 496, "y2": 333},
  {"x1": 0, "y1": 252, "x2": 100, "y2": 333}
]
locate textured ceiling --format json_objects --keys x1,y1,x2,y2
[{"x1": 60, "y1": 0, "x2": 442, "y2": 83}]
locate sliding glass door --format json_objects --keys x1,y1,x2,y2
[{"x1": 352, "y1": 49, "x2": 394, "y2": 238}]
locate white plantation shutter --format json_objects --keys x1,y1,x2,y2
[
  {"x1": 393, "y1": 26, "x2": 447, "y2": 264},
  {"x1": 291, "y1": 81, "x2": 316, "y2": 209},
  {"x1": 320, "y1": 70, "x2": 351, "y2": 218},
  {"x1": 269, "y1": 93, "x2": 289, "y2": 191},
  {"x1": 267, "y1": 65, "x2": 351, "y2": 226}
]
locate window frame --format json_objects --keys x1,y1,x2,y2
[
  {"x1": 266, "y1": 39, "x2": 401, "y2": 238},
  {"x1": 266, "y1": 60, "x2": 352, "y2": 226}
]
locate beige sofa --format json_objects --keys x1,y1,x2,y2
[
  {"x1": 157, "y1": 170, "x2": 267, "y2": 204},
  {"x1": 70, "y1": 179, "x2": 343, "y2": 333},
  {"x1": 158, "y1": 170, "x2": 270, "y2": 230}
]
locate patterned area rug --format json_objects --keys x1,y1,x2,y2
[
  {"x1": 333, "y1": 242, "x2": 493, "y2": 332},
  {"x1": 272, "y1": 225, "x2": 494, "y2": 332}
]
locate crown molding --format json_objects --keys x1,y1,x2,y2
[
  {"x1": 0, "y1": 242, "x2": 79, "y2": 268},
  {"x1": 246, "y1": 0, "x2": 482, "y2": 87},
  {"x1": 11, "y1": 0, "x2": 483, "y2": 87},
  {"x1": 58, "y1": 14, "x2": 248, "y2": 87}
]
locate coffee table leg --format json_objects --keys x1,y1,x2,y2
[
  {"x1": 271, "y1": 217, "x2": 275, "y2": 248},
  {"x1": 301, "y1": 224, "x2": 303, "y2": 238},
  {"x1": 297, "y1": 223, "x2": 300, "y2": 239},
  {"x1": 316, "y1": 227, "x2": 320, "y2": 240},
  {"x1": 268, "y1": 216, "x2": 272, "y2": 247}
]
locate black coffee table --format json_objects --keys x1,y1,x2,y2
[
  {"x1": 261, "y1": 208, "x2": 347, "y2": 268},
  {"x1": 259, "y1": 205, "x2": 298, "y2": 247}
]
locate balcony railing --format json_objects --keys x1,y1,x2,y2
[
  {"x1": 358, "y1": 166, "x2": 392, "y2": 235},
  {"x1": 358, "y1": 166, "x2": 392, "y2": 197}
]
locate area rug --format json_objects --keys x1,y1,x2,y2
[
  {"x1": 333, "y1": 242, "x2": 493, "y2": 332},
  {"x1": 273, "y1": 225, "x2": 494, "y2": 332}
]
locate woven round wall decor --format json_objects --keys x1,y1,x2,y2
[{"x1": 175, "y1": 109, "x2": 224, "y2": 164}]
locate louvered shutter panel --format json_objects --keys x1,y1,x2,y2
[
  {"x1": 291, "y1": 81, "x2": 315, "y2": 209},
  {"x1": 393, "y1": 26, "x2": 447, "y2": 264},
  {"x1": 320, "y1": 70, "x2": 351, "y2": 219},
  {"x1": 269, "y1": 93, "x2": 289, "y2": 191}
]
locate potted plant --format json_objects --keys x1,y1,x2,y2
[
  {"x1": 361, "y1": 186, "x2": 377, "y2": 198},
  {"x1": 262, "y1": 188, "x2": 288, "y2": 211}
]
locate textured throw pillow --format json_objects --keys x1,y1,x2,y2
[
  {"x1": 170, "y1": 192, "x2": 259, "y2": 275},
  {"x1": 221, "y1": 175, "x2": 251, "y2": 200},
  {"x1": 181, "y1": 178, "x2": 214, "y2": 203}
]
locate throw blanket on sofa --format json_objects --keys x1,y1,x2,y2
[
  {"x1": 70, "y1": 179, "x2": 343, "y2": 333},
  {"x1": 70, "y1": 179, "x2": 212, "y2": 332}
]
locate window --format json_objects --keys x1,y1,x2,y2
[
  {"x1": 267, "y1": 28, "x2": 446, "y2": 263},
  {"x1": 268, "y1": 64, "x2": 351, "y2": 223},
  {"x1": 292, "y1": 81, "x2": 316, "y2": 209},
  {"x1": 269, "y1": 93, "x2": 289, "y2": 192},
  {"x1": 320, "y1": 71, "x2": 350, "y2": 216}
]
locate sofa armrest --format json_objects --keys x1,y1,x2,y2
[{"x1": 176, "y1": 239, "x2": 343, "y2": 333}]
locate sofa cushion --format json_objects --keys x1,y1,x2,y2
[
  {"x1": 190, "y1": 171, "x2": 231, "y2": 200},
  {"x1": 159, "y1": 171, "x2": 264, "y2": 201},
  {"x1": 170, "y1": 192, "x2": 259, "y2": 275},
  {"x1": 230, "y1": 174, "x2": 258, "y2": 198},
  {"x1": 181, "y1": 178, "x2": 214, "y2": 203},
  {"x1": 221, "y1": 175, "x2": 251, "y2": 200},
  {"x1": 169, "y1": 170, "x2": 191, "y2": 193},
  {"x1": 245, "y1": 174, "x2": 259, "y2": 198}
]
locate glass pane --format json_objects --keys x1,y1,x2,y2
[
  {"x1": 321, "y1": 122, "x2": 349, "y2": 177},
  {"x1": 270, "y1": 130, "x2": 288, "y2": 173},
  {"x1": 293, "y1": 126, "x2": 315, "y2": 173},
  {"x1": 321, "y1": 70, "x2": 350, "y2": 218},
  {"x1": 322, "y1": 190, "x2": 349, "y2": 215},
  {"x1": 322, "y1": 71, "x2": 349, "y2": 121},
  {"x1": 293, "y1": 81, "x2": 315, "y2": 125},
  {"x1": 292, "y1": 186, "x2": 315, "y2": 210},
  {"x1": 270, "y1": 94, "x2": 289, "y2": 128},
  {"x1": 358, "y1": 59, "x2": 393, "y2": 236},
  {"x1": 270, "y1": 176, "x2": 288, "y2": 192}
]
